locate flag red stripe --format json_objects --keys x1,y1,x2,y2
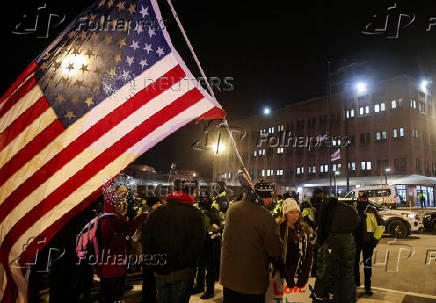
[
  {"x1": 0, "y1": 77, "x2": 38, "y2": 121},
  {"x1": 18, "y1": 189, "x2": 102, "y2": 266},
  {"x1": 0, "y1": 96, "x2": 49, "y2": 151},
  {"x1": 0, "y1": 119, "x2": 64, "y2": 191},
  {"x1": 0, "y1": 65, "x2": 185, "y2": 224},
  {"x1": 196, "y1": 106, "x2": 226, "y2": 121},
  {"x1": 2, "y1": 88, "x2": 203, "y2": 253},
  {"x1": 0, "y1": 62, "x2": 38, "y2": 106}
]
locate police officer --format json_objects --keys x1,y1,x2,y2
[
  {"x1": 192, "y1": 191, "x2": 222, "y2": 299},
  {"x1": 353, "y1": 192, "x2": 384, "y2": 296}
]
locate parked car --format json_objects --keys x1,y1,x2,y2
[
  {"x1": 423, "y1": 212, "x2": 436, "y2": 231},
  {"x1": 344, "y1": 185, "x2": 400, "y2": 205},
  {"x1": 339, "y1": 197, "x2": 422, "y2": 238}
]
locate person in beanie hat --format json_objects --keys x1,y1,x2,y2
[
  {"x1": 220, "y1": 177, "x2": 282, "y2": 303},
  {"x1": 254, "y1": 179, "x2": 273, "y2": 208},
  {"x1": 280, "y1": 198, "x2": 313, "y2": 288},
  {"x1": 142, "y1": 179, "x2": 205, "y2": 303},
  {"x1": 98, "y1": 184, "x2": 147, "y2": 303}
]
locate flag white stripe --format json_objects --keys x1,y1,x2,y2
[
  {"x1": 0, "y1": 84, "x2": 43, "y2": 134},
  {"x1": 0, "y1": 72, "x2": 36, "y2": 115},
  {"x1": 9, "y1": 98, "x2": 213, "y2": 301},
  {"x1": 0, "y1": 108, "x2": 56, "y2": 168},
  {"x1": 1, "y1": 79, "x2": 194, "y2": 244},
  {"x1": 0, "y1": 54, "x2": 178, "y2": 206}
]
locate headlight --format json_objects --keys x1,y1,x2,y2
[{"x1": 408, "y1": 213, "x2": 417, "y2": 220}]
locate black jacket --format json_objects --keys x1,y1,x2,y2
[
  {"x1": 353, "y1": 201, "x2": 384, "y2": 245},
  {"x1": 142, "y1": 199, "x2": 206, "y2": 274}
]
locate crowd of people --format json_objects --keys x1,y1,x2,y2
[{"x1": 27, "y1": 174, "x2": 385, "y2": 303}]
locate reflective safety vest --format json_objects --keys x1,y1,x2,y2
[
  {"x1": 273, "y1": 199, "x2": 283, "y2": 216},
  {"x1": 301, "y1": 200, "x2": 315, "y2": 222},
  {"x1": 364, "y1": 205, "x2": 384, "y2": 239},
  {"x1": 212, "y1": 191, "x2": 227, "y2": 211}
]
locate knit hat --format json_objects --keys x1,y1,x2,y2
[
  {"x1": 282, "y1": 198, "x2": 300, "y2": 215},
  {"x1": 254, "y1": 179, "x2": 273, "y2": 198}
]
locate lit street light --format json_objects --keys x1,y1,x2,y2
[
  {"x1": 421, "y1": 80, "x2": 429, "y2": 91},
  {"x1": 385, "y1": 168, "x2": 391, "y2": 185},
  {"x1": 263, "y1": 107, "x2": 271, "y2": 115},
  {"x1": 355, "y1": 82, "x2": 367, "y2": 94}
]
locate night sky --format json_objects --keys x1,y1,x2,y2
[{"x1": 2, "y1": 0, "x2": 436, "y2": 176}]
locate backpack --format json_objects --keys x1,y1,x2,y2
[{"x1": 76, "y1": 213, "x2": 119, "y2": 260}]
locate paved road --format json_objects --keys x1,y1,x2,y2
[{"x1": 40, "y1": 232, "x2": 436, "y2": 302}]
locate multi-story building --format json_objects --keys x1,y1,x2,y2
[{"x1": 213, "y1": 74, "x2": 436, "y2": 206}]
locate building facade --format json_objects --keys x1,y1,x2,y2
[{"x1": 213, "y1": 75, "x2": 436, "y2": 207}]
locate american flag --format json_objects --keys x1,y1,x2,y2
[
  {"x1": 0, "y1": 0, "x2": 225, "y2": 301},
  {"x1": 331, "y1": 148, "x2": 341, "y2": 162}
]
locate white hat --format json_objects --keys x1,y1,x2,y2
[{"x1": 282, "y1": 198, "x2": 300, "y2": 215}]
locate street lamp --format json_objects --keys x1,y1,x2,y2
[
  {"x1": 421, "y1": 80, "x2": 429, "y2": 91},
  {"x1": 355, "y1": 82, "x2": 367, "y2": 95},
  {"x1": 263, "y1": 107, "x2": 271, "y2": 115},
  {"x1": 334, "y1": 171, "x2": 340, "y2": 196},
  {"x1": 385, "y1": 168, "x2": 390, "y2": 185}
]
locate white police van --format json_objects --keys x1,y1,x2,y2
[{"x1": 344, "y1": 185, "x2": 400, "y2": 205}]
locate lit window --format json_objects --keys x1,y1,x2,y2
[
  {"x1": 374, "y1": 104, "x2": 380, "y2": 112},
  {"x1": 376, "y1": 132, "x2": 381, "y2": 141},
  {"x1": 297, "y1": 167, "x2": 300, "y2": 174},
  {"x1": 254, "y1": 151, "x2": 257, "y2": 156},
  {"x1": 262, "y1": 170, "x2": 265, "y2": 176},
  {"x1": 361, "y1": 162, "x2": 366, "y2": 170},
  {"x1": 400, "y1": 128, "x2": 404, "y2": 137},
  {"x1": 365, "y1": 105, "x2": 370, "y2": 114},
  {"x1": 333, "y1": 164, "x2": 337, "y2": 171},
  {"x1": 332, "y1": 139, "x2": 337, "y2": 146},
  {"x1": 308, "y1": 166, "x2": 312, "y2": 173},
  {"x1": 398, "y1": 98, "x2": 403, "y2": 106},
  {"x1": 382, "y1": 131, "x2": 387, "y2": 140},
  {"x1": 352, "y1": 162, "x2": 356, "y2": 170},
  {"x1": 359, "y1": 107, "x2": 364, "y2": 115},
  {"x1": 338, "y1": 164, "x2": 342, "y2": 170},
  {"x1": 277, "y1": 147, "x2": 284, "y2": 154},
  {"x1": 380, "y1": 103, "x2": 386, "y2": 111},
  {"x1": 313, "y1": 166, "x2": 316, "y2": 173},
  {"x1": 413, "y1": 100, "x2": 416, "y2": 109},
  {"x1": 320, "y1": 165, "x2": 324, "y2": 173},
  {"x1": 324, "y1": 165, "x2": 328, "y2": 172},
  {"x1": 346, "y1": 110, "x2": 350, "y2": 119},
  {"x1": 301, "y1": 166, "x2": 304, "y2": 173},
  {"x1": 263, "y1": 149, "x2": 266, "y2": 155},
  {"x1": 393, "y1": 128, "x2": 398, "y2": 138},
  {"x1": 351, "y1": 109, "x2": 355, "y2": 117},
  {"x1": 367, "y1": 162, "x2": 372, "y2": 170},
  {"x1": 391, "y1": 100, "x2": 397, "y2": 109}
]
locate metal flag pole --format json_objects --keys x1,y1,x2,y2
[{"x1": 166, "y1": 0, "x2": 257, "y2": 195}]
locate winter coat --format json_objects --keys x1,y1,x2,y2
[
  {"x1": 279, "y1": 222, "x2": 313, "y2": 288},
  {"x1": 97, "y1": 213, "x2": 147, "y2": 278},
  {"x1": 313, "y1": 198, "x2": 360, "y2": 303},
  {"x1": 141, "y1": 197, "x2": 206, "y2": 276},
  {"x1": 220, "y1": 197, "x2": 282, "y2": 295}
]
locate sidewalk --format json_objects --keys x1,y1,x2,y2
[{"x1": 121, "y1": 279, "x2": 436, "y2": 303}]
